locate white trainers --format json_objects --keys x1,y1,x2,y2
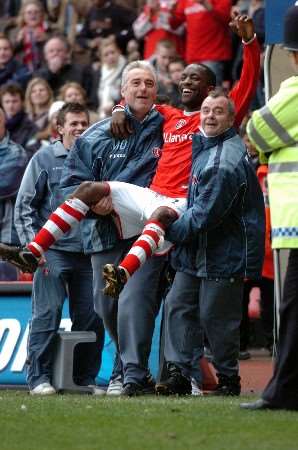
[
  {"x1": 191, "y1": 378, "x2": 204, "y2": 396},
  {"x1": 30, "y1": 382, "x2": 56, "y2": 395},
  {"x1": 88, "y1": 385, "x2": 106, "y2": 396},
  {"x1": 106, "y1": 376, "x2": 123, "y2": 396}
]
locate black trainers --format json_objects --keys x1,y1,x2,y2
[
  {"x1": 0, "y1": 243, "x2": 39, "y2": 273},
  {"x1": 102, "y1": 264, "x2": 127, "y2": 298},
  {"x1": 121, "y1": 378, "x2": 156, "y2": 397},
  {"x1": 211, "y1": 373, "x2": 241, "y2": 396},
  {"x1": 155, "y1": 363, "x2": 192, "y2": 396}
]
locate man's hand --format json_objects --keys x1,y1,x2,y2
[
  {"x1": 91, "y1": 196, "x2": 113, "y2": 216},
  {"x1": 110, "y1": 110, "x2": 133, "y2": 139},
  {"x1": 229, "y1": 13, "x2": 255, "y2": 42}
]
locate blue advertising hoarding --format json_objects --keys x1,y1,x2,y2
[
  {"x1": 265, "y1": 0, "x2": 296, "y2": 44},
  {"x1": 0, "y1": 287, "x2": 161, "y2": 386}
]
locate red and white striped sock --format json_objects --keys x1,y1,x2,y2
[
  {"x1": 27, "y1": 198, "x2": 89, "y2": 258},
  {"x1": 119, "y1": 220, "x2": 165, "y2": 278}
]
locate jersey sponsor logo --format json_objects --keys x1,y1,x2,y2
[
  {"x1": 163, "y1": 132, "x2": 193, "y2": 143},
  {"x1": 185, "y1": 3, "x2": 205, "y2": 14},
  {"x1": 175, "y1": 119, "x2": 187, "y2": 129},
  {"x1": 152, "y1": 147, "x2": 162, "y2": 158}
]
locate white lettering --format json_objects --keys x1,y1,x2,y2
[
  {"x1": 109, "y1": 154, "x2": 126, "y2": 159},
  {"x1": 0, "y1": 319, "x2": 21, "y2": 371},
  {"x1": 0, "y1": 318, "x2": 72, "y2": 373},
  {"x1": 163, "y1": 132, "x2": 193, "y2": 143}
]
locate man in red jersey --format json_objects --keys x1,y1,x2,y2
[
  {"x1": 169, "y1": 0, "x2": 232, "y2": 85},
  {"x1": 0, "y1": 15, "x2": 259, "y2": 397},
  {"x1": 0, "y1": 15, "x2": 260, "y2": 294}
]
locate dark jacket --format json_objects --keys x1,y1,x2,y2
[
  {"x1": 0, "y1": 58, "x2": 31, "y2": 88},
  {"x1": 0, "y1": 133, "x2": 28, "y2": 244},
  {"x1": 6, "y1": 110, "x2": 39, "y2": 157},
  {"x1": 167, "y1": 127, "x2": 265, "y2": 279},
  {"x1": 77, "y1": 1, "x2": 136, "y2": 53},
  {"x1": 60, "y1": 106, "x2": 164, "y2": 253},
  {"x1": 15, "y1": 140, "x2": 84, "y2": 252},
  {"x1": 36, "y1": 62, "x2": 97, "y2": 109}
]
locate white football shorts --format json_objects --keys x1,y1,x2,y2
[{"x1": 107, "y1": 181, "x2": 187, "y2": 253}]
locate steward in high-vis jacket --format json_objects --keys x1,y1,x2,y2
[
  {"x1": 240, "y1": 3, "x2": 298, "y2": 411},
  {"x1": 247, "y1": 76, "x2": 298, "y2": 249}
]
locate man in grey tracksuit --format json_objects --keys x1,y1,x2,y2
[{"x1": 14, "y1": 103, "x2": 104, "y2": 395}]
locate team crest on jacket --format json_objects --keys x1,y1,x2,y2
[
  {"x1": 192, "y1": 175, "x2": 199, "y2": 185},
  {"x1": 152, "y1": 147, "x2": 162, "y2": 158},
  {"x1": 175, "y1": 119, "x2": 187, "y2": 129}
]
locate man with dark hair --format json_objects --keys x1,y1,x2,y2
[
  {"x1": 0, "y1": 82, "x2": 38, "y2": 155},
  {"x1": 13, "y1": 102, "x2": 104, "y2": 395},
  {"x1": 0, "y1": 34, "x2": 31, "y2": 88},
  {"x1": 0, "y1": 15, "x2": 261, "y2": 396}
]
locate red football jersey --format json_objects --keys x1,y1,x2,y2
[
  {"x1": 150, "y1": 106, "x2": 199, "y2": 197},
  {"x1": 150, "y1": 37, "x2": 260, "y2": 198}
]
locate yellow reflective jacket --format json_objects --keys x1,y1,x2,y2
[{"x1": 247, "y1": 76, "x2": 298, "y2": 249}]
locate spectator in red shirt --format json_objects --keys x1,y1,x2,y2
[{"x1": 170, "y1": 0, "x2": 232, "y2": 85}]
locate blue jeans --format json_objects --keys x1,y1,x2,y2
[{"x1": 27, "y1": 249, "x2": 104, "y2": 389}]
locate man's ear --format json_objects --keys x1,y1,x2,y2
[
  {"x1": 207, "y1": 85, "x2": 215, "y2": 94},
  {"x1": 57, "y1": 124, "x2": 63, "y2": 136}
]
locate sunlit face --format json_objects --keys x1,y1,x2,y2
[
  {"x1": 1, "y1": 93, "x2": 23, "y2": 118},
  {"x1": 101, "y1": 44, "x2": 120, "y2": 67},
  {"x1": 200, "y1": 96, "x2": 234, "y2": 137},
  {"x1": 0, "y1": 39, "x2": 13, "y2": 67},
  {"x1": 64, "y1": 87, "x2": 84, "y2": 104},
  {"x1": 44, "y1": 38, "x2": 68, "y2": 64},
  {"x1": 121, "y1": 68, "x2": 157, "y2": 121},
  {"x1": 58, "y1": 112, "x2": 89, "y2": 149},
  {"x1": 179, "y1": 64, "x2": 213, "y2": 111},
  {"x1": 30, "y1": 82, "x2": 50, "y2": 106},
  {"x1": 23, "y1": 3, "x2": 43, "y2": 27}
]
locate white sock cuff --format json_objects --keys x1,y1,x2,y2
[
  {"x1": 66, "y1": 197, "x2": 89, "y2": 215},
  {"x1": 144, "y1": 222, "x2": 165, "y2": 237}
]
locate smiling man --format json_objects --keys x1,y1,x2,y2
[
  {"x1": 0, "y1": 16, "x2": 261, "y2": 396},
  {"x1": 13, "y1": 103, "x2": 105, "y2": 395},
  {"x1": 155, "y1": 90, "x2": 265, "y2": 396}
]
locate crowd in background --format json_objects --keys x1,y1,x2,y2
[{"x1": 0, "y1": 0, "x2": 272, "y2": 377}]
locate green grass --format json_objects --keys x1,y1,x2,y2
[{"x1": 1, "y1": 392, "x2": 298, "y2": 450}]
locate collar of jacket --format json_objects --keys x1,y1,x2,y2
[
  {"x1": 52, "y1": 139, "x2": 69, "y2": 157},
  {"x1": 5, "y1": 110, "x2": 26, "y2": 131},
  {"x1": 124, "y1": 105, "x2": 162, "y2": 129},
  {"x1": 0, "y1": 132, "x2": 10, "y2": 150},
  {"x1": 195, "y1": 126, "x2": 237, "y2": 152}
]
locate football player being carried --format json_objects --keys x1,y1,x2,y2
[{"x1": 0, "y1": 14, "x2": 260, "y2": 297}]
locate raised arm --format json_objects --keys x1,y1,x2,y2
[{"x1": 229, "y1": 14, "x2": 261, "y2": 128}]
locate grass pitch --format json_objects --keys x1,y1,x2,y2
[{"x1": 1, "y1": 391, "x2": 298, "y2": 450}]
